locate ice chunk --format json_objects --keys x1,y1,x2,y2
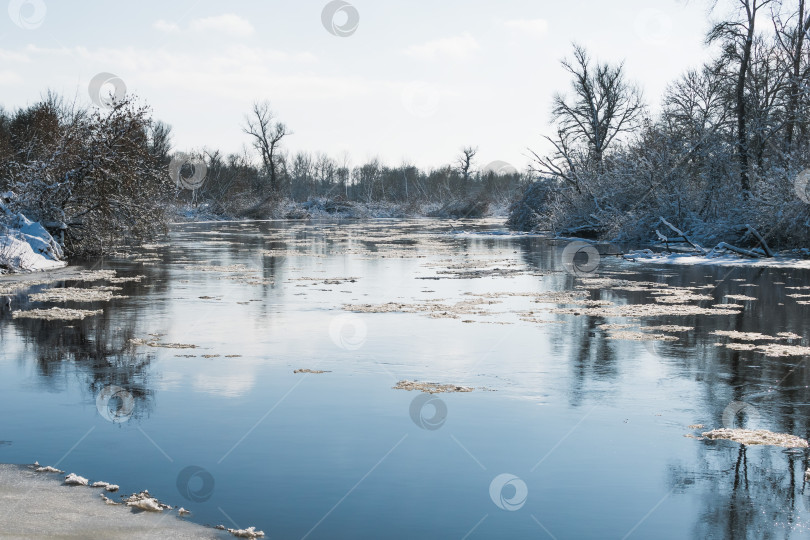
[
  {"x1": 123, "y1": 490, "x2": 171, "y2": 512},
  {"x1": 702, "y1": 428, "x2": 809, "y2": 448},
  {"x1": 64, "y1": 473, "x2": 89, "y2": 486},
  {"x1": 227, "y1": 526, "x2": 265, "y2": 538},
  {"x1": 91, "y1": 481, "x2": 119, "y2": 492},
  {"x1": 34, "y1": 464, "x2": 64, "y2": 473}
]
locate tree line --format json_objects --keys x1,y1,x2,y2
[
  {"x1": 0, "y1": 93, "x2": 523, "y2": 256},
  {"x1": 510, "y1": 0, "x2": 810, "y2": 250}
]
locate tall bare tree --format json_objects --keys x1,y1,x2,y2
[
  {"x1": 551, "y1": 44, "x2": 644, "y2": 165},
  {"x1": 708, "y1": 0, "x2": 775, "y2": 194},
  {"x1": 772, "y1": 0, "x2": 810, "y2": 151},
  {"x1": 456, "y1": 146, "x2": 477, "y2": 182},
  {"x1": 242, "y1": 100, "x2": 289, "y2": 193}
]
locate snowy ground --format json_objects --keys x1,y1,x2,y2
[
  {"x1": 625, "y1": 250, "x2": 810, "y2": 269},
  {"x1": 0, "y1": 464, "x2": 227, "y2": 539}
]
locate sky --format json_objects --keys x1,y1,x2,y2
[{"x1": 0, "y1": 0, "x2": 716, "y2": 171}]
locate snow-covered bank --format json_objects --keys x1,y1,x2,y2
[
  {"x1": 0, "y1": 464, "x2": 227, "y2": 539},
  {"x1": 625, "y1": 250, "x2": 810, "y2": 269},
  {"x1": 172, "y1": 197, "x2": 510, "y2": 224},
  {"x1": 0, "y1": 193, "x2": 66, "y2": 273}
]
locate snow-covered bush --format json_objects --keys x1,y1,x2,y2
[{"x1": 0, "y1": 94, "x2": 172, "y2": 256}]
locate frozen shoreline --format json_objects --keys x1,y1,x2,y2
[
  {"x1": 0, "y1": 464, "x2": 228, "y2": 539},
  {"x1": 624, "y1": 250, "x2": 810, "y2": 269}
]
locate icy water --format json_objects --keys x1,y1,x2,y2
[{"x1": 2, "y1": 219, "x2": 810, "y2": 539}]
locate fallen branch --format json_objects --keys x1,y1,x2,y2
[
  {"x1": 743, "y1": 225, "x2": 774, "y2": 257},
  {"x1": 658, "y1": 217, "x2": 707, "y2": 254},
  {"x1": 655, "y1": 229, "x2": 670, "y2": 252},
  {"x1": 710, "y1": 242, "x2": 762, "y2": 258}
]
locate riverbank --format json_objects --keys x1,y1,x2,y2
[
  {"x1": 0, "y1": 464, "x2": 228, "y2": 539},
  {"x1": 172, "y1": 197, "x2": 510, "y2": 223}
]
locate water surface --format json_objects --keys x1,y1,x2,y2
[{"x1": 1, "y1": 219, "x2": 809, "y2": 539}]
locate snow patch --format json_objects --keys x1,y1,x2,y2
[
  {"x1": 0, "y1": 200, "x2": 65, "y2": 273},
  {"x1": 90, "y1": 481, "x2": 119, "y2": 492},
  {"x1": 626, "y1": 250, "x2": 810, "y2": 269},
  {"x1": 32, "y1": 462, "x2": 63, "y2": 474},
  {"x1": 64, "y1": 473, "x2": 89, "y2": 486},
  {"x1": 123, "y1": 490, "x2": 171, "y2": 512}
]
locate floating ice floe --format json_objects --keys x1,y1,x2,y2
[
  {"x1": 129, "y1": 337, "x2": 198, "y2": 349},
  {"x1": 12, "y1": 307, "x2": 103, "y2": 320},
  {"x1": 393, "y1": 380, "x2": 473, "y2": 393},
  {"x1": 28, "y1": 286, "x2": 126, "y2": 303},
  {"x1": 64, "y1": 473, "x2": 89, "y2": 486},
  {"x1": 702, "y1": 428, "x2": 809, "y2": 448},
  {"x1": 294, "y1": 369, "x2": 330, "y2": 374}
]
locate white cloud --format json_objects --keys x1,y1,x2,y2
[
  {"x1": 403, "y1": 33, "x2": 480, "y2": 60},
  {"x1": 504, "y1": 18, "x2": 549, "y2": 36},
  {"x1": 151, "y1": 14, "x2": 254, "y2": 37},
  {"x1": 0, "y1": 50, "x2": 29, "y2": 62},
  {"x1": 189, "y1": 14, "x2": 255, "y2": 37},
  {"x1": 153, "y1": 19, "x2": 179, "y2": 33},
  {"x1": 0, "y1": 71, "x2": 23, "y2": 86}
]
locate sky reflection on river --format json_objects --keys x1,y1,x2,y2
[{"x1": 2, "y1": 219, "x2": 810, "y2": 539}]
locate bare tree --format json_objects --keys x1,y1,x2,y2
[
  {"x1": 551, "y1": 44, "x2": 644, "y2": 165},
  {"x1": 708, "y1": 0, "x2": 775, "y2": 194},
  {"x1": 772, "y1": 0, "x2": 810, "y2": 150},
  {"x1": 456, "y1": 146, "x2": 477, "y2": 182},
  {"x1": 242, "y1": 100, "x2": 289, "y2": 193}
]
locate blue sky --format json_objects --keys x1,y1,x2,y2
[{"x1": 0, "y1": 0, "x2": 713, "y2": 170}]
